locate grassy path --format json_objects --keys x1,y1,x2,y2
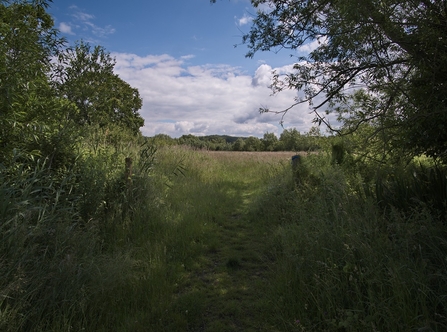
[{"x1": 156, "y1": 151, "x2": 291, "y2": 331}]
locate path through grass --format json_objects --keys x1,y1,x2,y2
[
  {"x1": 5, "y1": 146, "x2": 446, "y2": 331},
  {"x1": 150, "y1": 150, "x2": 293, "y2": 331}
]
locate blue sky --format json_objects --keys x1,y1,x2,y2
[{"x1": 49, "y1": 0, "x2": 321, "y2": 138}]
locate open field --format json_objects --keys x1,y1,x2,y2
[
  {"x1": 146, "y1": 147, "x2": 447, "y2": 331},
  {"x1": 2, "y1": 146, "x2": 446, "y2": 331},
  {"x1": 152, "y1": 148, "x2": 296, "y2": 331},
  {"x1": 203, "y1": 150, "x2": 302, "y2": 160}
]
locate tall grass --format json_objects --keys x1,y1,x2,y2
[
  {"x1": 2, "y1": 144, "x2": 446, "y2": 331},
  {"x1": 375, "y1": 163, "x2": 447, "y2": 222},
  {"x1": 0, "y1": 144, "x2": 283, "y2": 330},
  {"x1": 0, "y1": 140, "x2": 169, "y2": 331},
  {"x1": 253, "y1": 153, "x2": 447, "y2": 331},
  {"x1": 0, "y1": 151, "x2": 97, "y2": 331}
]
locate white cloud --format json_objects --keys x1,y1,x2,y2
[
  {"x1": 70, "y1": 6, "x2": 94, "y2": 22},
  {"x1": 112, "y1": 53, "x2": 319, "y2": 138},
  {"x1": 60, "y1": 6, "x2": 115, "y2": 39},
  {"x1": 255, "y1": 2, "x2": 275, "y2": 14},
  {"x1": 252, "y1": 64, "x2": 273, "y2": 87},
  {"x1": 58, "y1": 22, "x2": 74, "y2": 35},
  {"x1": 175, "y1": 121, "x2": 209, "y2": 136},
  {"x1": 85, "y1": 22, "x2": 115, "y2": 38},
  {"x1": 236, "y1": 13, "x2": 252, "y2": 26},
  {"x1": 180, "y1": 54, "x2": 195, "y2": 60},
  {"x1": 298, "y1": 36, "x2": 328, "y2": 54}
]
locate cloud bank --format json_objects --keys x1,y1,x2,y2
[{"x1": 112, "y1": 53, "x2": 319, "y2": 137}]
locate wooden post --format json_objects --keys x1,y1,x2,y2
[
  {"x1": 292, "y1": 154, "x2": 301, "y2": 185},
  {"x1": 331, "y1": 143, "x2": 345, "y2": 165}
]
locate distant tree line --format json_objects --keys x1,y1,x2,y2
[{"x1": 147, "y1": 128, "x2": 322, "y2": 152}]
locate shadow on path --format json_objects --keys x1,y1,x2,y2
[{"x1": 166, "y1": 177, "x2": 279, "y2": 331}]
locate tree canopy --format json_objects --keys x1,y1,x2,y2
[
  {"x1": 55, "y1": 42, "x2": 144, "y2": 134},
  {"x1": 216, "y1": 0, "x2": 447, "y2": 162},
  {"x1": 0, "y1": 0, "x2": 75, "y2": 164},
  {"x1": 1, "y1": 0, "x2": 144, "y2": 165}
]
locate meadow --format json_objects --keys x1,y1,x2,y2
[
  {"x1": 3, "y1": 2, "x2": 447, "y2": 330},
  {"x1": 1, "y1": 145, "x2": 446, "y2": 331}
]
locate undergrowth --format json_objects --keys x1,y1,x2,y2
[
  {"x1": 253, "y1": 153, "x2": 447, "y2": 331},
  {"x1": 2, "y1": 145, "x2": 446, "y2": 331}
]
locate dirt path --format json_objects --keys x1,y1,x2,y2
[{"x1": 171, "y1": 176, "x2": 279, "y2": 331}]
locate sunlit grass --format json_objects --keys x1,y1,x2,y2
[
  {"x1": 2, "y1": 145, "x2": 446, "y2": 331},
  {"x1": 143, "y1": 148, "x2": 295, "y2": 331}
]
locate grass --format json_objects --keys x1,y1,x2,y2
[
  {"x1": 1, "y1": 146, "x2": 446, "y2": 331},
  {"x1": 144, "y1": 148, "x2": 294, "y2": 331},
  {"x1": 253, "y1": 153, "x2": 447, "y2": 331}
]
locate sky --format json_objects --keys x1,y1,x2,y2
[{"x1": 48, "y1": 0, "x2": 321, "y2": 138}]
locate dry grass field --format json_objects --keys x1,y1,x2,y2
[{"x1": 203, "y1": 150, "x2": 307, "y2": 162}]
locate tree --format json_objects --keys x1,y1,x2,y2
[
  {"x1": 262, "y1": 132, "x2": 278, "y2": 151},
  {"x1": 150, "y1": 134, "x2": 176, "y2": 146},
  {"x1": 0, "y1": 0, "x2": 77, "y2": 165},
  {"x1": 244, "y1": 136, "x2": 262, "y2": 151},
  {"x1": 233, "y1": 138, "x2": 246, "y2": 151},
  {"x1": 280, "y1": 128, "x2": 303, "y2": 151},
  {"x1": 207, "y1": 136, "x2": 228, "y2": 150},
  {"x1": 55, "y1": 42, "x2": 144, "y2": 135},
  {"x1": 305, "y1": 126, "x2": 322, "y2": 151},
  {"x1": 1, "y1": 1, "x2": 144, "y2": 166},
  {"x1": 178, "y1": 134, "x2": 207, "y2": 149},
  {"x1": 227, "y1": 0, "x2": 447, "y2": 162}
]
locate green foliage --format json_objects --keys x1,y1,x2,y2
[
  {"x1": 3, "y1": 0, "x2": 447, "y2": 330},
  {"x1": 138, "y1": 140, "x2": 157, "y2": 176},
  {"x1": 0, "y1": 136, "x2": 162, "y2": 330},
  {"x1": 375, "y1": 164, "x2": 447, "y2": 222},
  {"x1": 176, "y1": 134, "x2": 231, "y2": 150},
  {"x1": 2, "y1": 138, "x2": 447, "y2": 331},
  {"x1": 1, "y1": 1, "x2": 143, "y2": 167},
  {"x1": 166, "y1": 131, "x2": 321, "y2": 152},
  {"x1": 178, "y1": 134, "x2": 207, "y2": 149},
  {"x1": 279, "y1": 128, "x2": 301, "y2": 151},
  {"x1": 55, "y1": 41, "x2": 144, "y2": 134},
  {"x1": 331, "y1": 142, "x2": 346, "y2": 165},
  {"x1": 149, "y1": 133, "x2": 177, "y2": 147},
  {"x1": 243, "y1": 136, "x2": 262, "y2": 151},
  {"x1": 0, "y1": 1, "x2": 150, "y2": 330},
  {"x1": 239, "y1": 0, "x2": 447, "y2": 162},
  {"x1": 0, "y1": 0, "x2": 78, "y2": 165},
  {"x1": 232, "y1": 137, "x2": 245, "y2": 151},
  {"x1": 253, "y1": 154, "x2": 447, "y2": 331},
  {"x1": 0, "y1": 151, "x2": 88, "y2": 330},
  {"x1": 262, "y1": 132, "x2": 278, "y2": 151}
]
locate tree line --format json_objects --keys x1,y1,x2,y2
[{"x1": 149, "y1": 128, "x2": 322, "y2": 152}]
